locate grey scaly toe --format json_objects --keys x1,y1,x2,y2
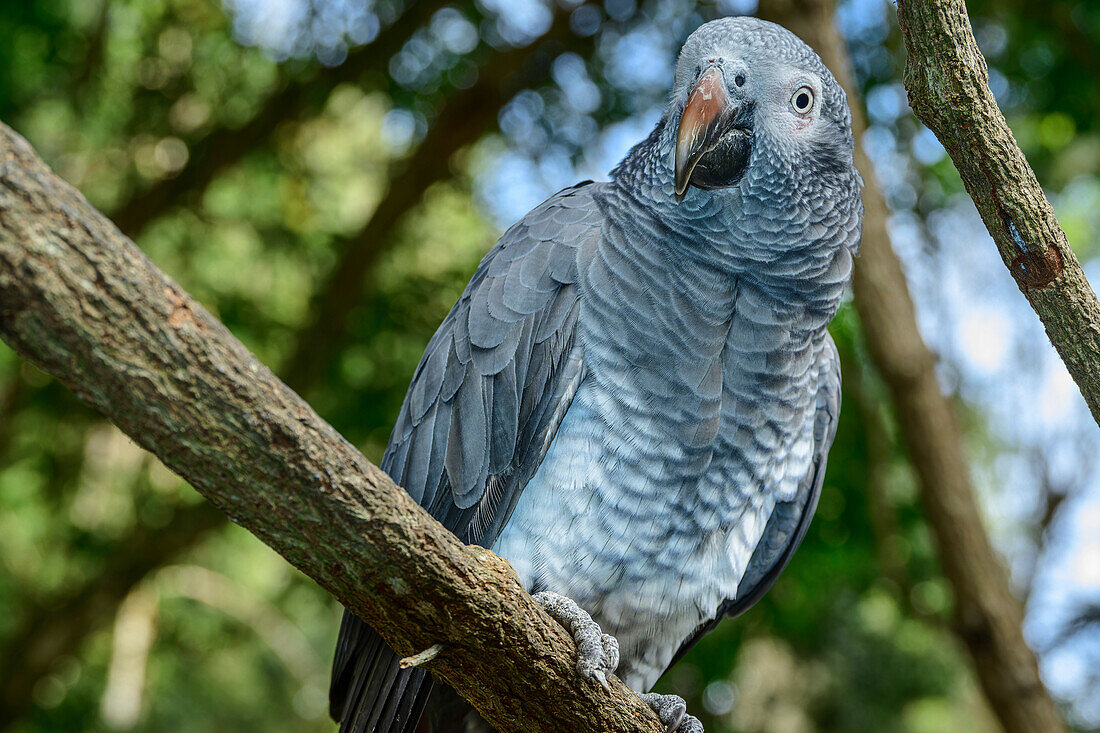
[
  {"x1": 640, "y1": 692, "x2": 704, "y2": 733},
  {"x1": 532, "y1": 591, "x2": 619, "y2": 691}
]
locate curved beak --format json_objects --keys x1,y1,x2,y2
[{"x1": 675, "y1": 66, "x2": 740, "y2": 202}]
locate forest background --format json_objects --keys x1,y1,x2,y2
[{"x1": 1, "y1": 0, "x2": 1099, "y2": 731}]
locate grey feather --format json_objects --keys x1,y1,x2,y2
[
  {"x1": 332, "y1": 16, "x2": 862, "y2": 731},
  {"x1": 330, "y1": 184, "x2": 596, "y2": 733},
  {"x1": 665, "y1": 337, "x2": 842, "y2": 670}
]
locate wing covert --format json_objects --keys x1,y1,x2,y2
[
  {"x1": 331, "y1": 181, "x2": 602, "y2": 733},
  {"x1": 381, "y1": 180, "x2": 600, "y2": 546}
]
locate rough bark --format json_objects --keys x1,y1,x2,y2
[
  {"x1": 895, "y1": 0, "x2": 1100, "y2": 427},
  {"x1": 0, "y1": 122, "x2": 663, "y2": 733},
  {"x1": 0, "y1": 13, "x2": 582, "y2": 721},
  {"x1": 756, "y1": 2, "x2": 1067, "y2": 731}
]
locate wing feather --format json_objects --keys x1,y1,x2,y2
[{"x1": 330, "y1": 181, "x2": 601, "y2": 733}]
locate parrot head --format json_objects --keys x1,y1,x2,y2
[{"x1": 670, "y1": 17, "x2": 855, "y2": 203}]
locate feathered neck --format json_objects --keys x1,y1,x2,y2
[
  {"x1": 609, "y1": 116, "x2": 739, "y2": 226},
  {"x1": 609, "y1": 119, "x2": 677, "y2": 205},
  {"x1": 602, "y1": 115, "x2": 858, "y2": 321}
]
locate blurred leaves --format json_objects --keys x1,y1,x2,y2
[{"x1": 0, "y1": 0, "x2": 1097, "y2": 731}]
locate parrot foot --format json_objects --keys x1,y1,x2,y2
[
  {"x1": 639, "y1": 693, "x2": 704, "y2": 733},
  {"x1": 532, "y1": 590, "x2": 619, "y2": 691}
]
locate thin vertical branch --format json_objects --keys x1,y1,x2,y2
[
  {"x1": 757, "y1": 1, "x2": 1067, "y2": 730},
  {"x1": 896, "y1": 0, "x2": 1100, "y2": 428}
]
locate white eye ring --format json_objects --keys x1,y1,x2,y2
[{"x1": 791, "y1": 86, "x2": 814, "y2": 114}]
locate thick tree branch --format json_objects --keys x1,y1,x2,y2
[
  {"x1": 895, "y1": 0, "x2": 1100, "y2": 427},
  {"x1": 0, "y1": 15, "x2": 582, "y2": 718},
  {"x1": 0, "y1": 123, "x2": 663, "y2": 733},
  {"x1": 757, "y1": 1, "x2": 1067, "y2": 731}
]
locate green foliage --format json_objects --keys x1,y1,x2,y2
[{"x1": 1, "y1": 0, "x2": 1088, "y2": 731}]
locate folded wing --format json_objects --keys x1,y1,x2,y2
[{"x1": 330, "y1": 181, "x2": 602, "y2": 733}]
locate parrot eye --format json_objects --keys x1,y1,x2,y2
[{"x1": 791, "y1": 86, "x2": 814, "y2": 114}]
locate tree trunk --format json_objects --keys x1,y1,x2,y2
[
  {"x1": 0, "y1": 121, "x2": 663, "y2": 733},
  {"x1": 755, "y1": 2, "x2": 1067, "y2": 732}
]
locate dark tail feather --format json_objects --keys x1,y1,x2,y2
[
  {"x1": 330, "y1": 611, "x2": 433, "y2": 733},
  {"x1": 421, "y1": 684, "x2": 493, "y2": 733}
]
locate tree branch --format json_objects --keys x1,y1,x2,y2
[
  {"x1": 0, "y1": 13, "x2": 580, "y2": 718},
  {"x1": 757, "y1": 1, "x2": 1067, "y2": 731},
  {"x1": 0, "y1": 122, "x2": 663, "y2": 732},
  {"x1": 895, "y1": 0, "x2": 1100, "y2": 427}
]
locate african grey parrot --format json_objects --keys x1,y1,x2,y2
[{"x1": 330, "y1": 16, "x2": 861, "y2": 733}]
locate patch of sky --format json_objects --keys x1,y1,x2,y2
[
  {"x1": 380, "y1": 108, "x2": 417, "y2": 154},
  {"x1": 224, "y1": 0, "x2": 380, "y2": 63},
  {"x1": 476, "y1": 0, "x2": 552, "y2": 47},
  {"x1": 431, "y1": 8, "x2": 479, "y2": 55},
  {"x1": 988, "y1": 68, "x2": 1011, "y2": 106},
  {"x1": 835, "y1": 0, "x2": 889, "y2": 44},
  {"x1": 865, "y1": 83, "x2": 907, "y2": 126},
  {"x1": 553, "y1": 54, "x2": 602, "y2": 115},
  {"x1": 910, "y1": 126, "x2": 945, "y2": 166},
  {"x1": 604, "y1": 26, "x2": 676, "y2": 92},
  {"x1": 717, "y1": 0, "x2": 758, "y2": 15},
  {"x1": 498, "y1": 90, "x2": 548, "y2": 153}
]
